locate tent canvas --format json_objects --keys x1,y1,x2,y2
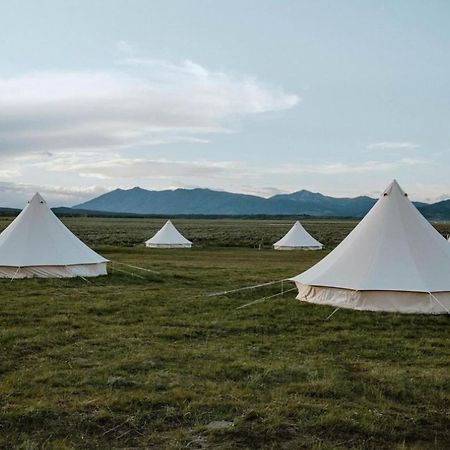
[
  {"x1": 290, "y1": 180, "x2": 450, "y2": 314},
  {"x1": 0, "y1": 193, "x2": 108, "y2": 278},
  {"x1": 145, "y1": 220, "x2": 192, "y2": 248},
  {"x1": 273, "y1": 221, "x2": 323, "y2": 250}
]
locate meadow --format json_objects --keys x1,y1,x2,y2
[{"x1": 0, "y1": 217, "x2": 449, "y2": 449}]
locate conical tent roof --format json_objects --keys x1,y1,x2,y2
[
  {"x1": 273, "y1": 221, "x2": 323, "y2": 249},
  {"x1": 145, "y1": 220, "x2": 192, "y2": 247},
  {"x1": 291, "y1": 180, "x2": 450, "y2": 293},
  {"x1": 0, "y1": 193, "x2": 107, "y2": 268}
]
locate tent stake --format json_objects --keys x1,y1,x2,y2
[
  {"x1": 325, "y1": 307, "x2": 340, "y2": 321},
  {"x1": 112, "y1": 261, "x2": 160, "y2": 274},
  {"x1": 236, "y1": 287, "x2": 297, "y2": 310},
  {"x1": 10, "y1": 267, "x2": 21, "y2": 283},
  {"x1": 207, "y1": 278, "x2": 291, "y2": 297},
  {"x1": 429, "y1": 292, "x2": 450, "y2": 314},
  {"x1": 113, "y1": 267, "x2": 145, "y2": 279}
]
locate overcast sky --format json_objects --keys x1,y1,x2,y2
[{"x1": 1, "y1": 0, "x2": 450, "y2": 207}]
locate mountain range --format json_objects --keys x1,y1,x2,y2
[{"x1": 72, "y1": 186, "x2": 450, "y2": 219}]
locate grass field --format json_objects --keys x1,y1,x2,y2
[{"x1": 0, "y1": 218, "x2": 449, "y2": 449}]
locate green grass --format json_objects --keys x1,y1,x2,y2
[{"x1": 0, "y1": 218, "x2": 449, "y2": 449}]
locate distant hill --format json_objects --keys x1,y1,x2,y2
[
  {"x1": 0, "y1": 206, "x2": 149, "y2": 219},
  {"x1": 271, "y1": 190, "x2": 378, "y2": 216},
  {"x1": 75, "y1": 187, "x2": 281, "y2": 215},
  {"x1": 51, "y1": 207, "x2": 147, "y2": 218},
  {"x1": 0, "y1": 187, "x2": 447, "y2": 219},
  {"x1": 418, "y1": 199, "x2": 450, "y2": 220},
  {"x1": 0, "y1": 207, "x2": 20, "y2": 217},
  {"x1": 74, "y1": 186, "x2": 435, "y2": 218}
]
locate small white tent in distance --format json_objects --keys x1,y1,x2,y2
[
  {"x1": 290, "y1": 180, "x2": 450, "y2": 314},
  {"x1": 273, "y1": 221, "x2": 323, "y2": 250},
  {"x1": 0, "y1": 193, "x2": 108, "y2": 278},
  {"x1": 145, "y1": 220, "x2": 192, "y2": 248}
]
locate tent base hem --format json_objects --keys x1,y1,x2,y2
[
  {"x1": 0, "y1": 262, "x2": 108, "y2": 279},
  {"x1": 294, "y1": 282, "x2": 450, "y2": 314}
]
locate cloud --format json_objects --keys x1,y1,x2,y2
[
  {"x1": 367, "y1": 142, "x2": 419, "y2": 150},
  {"x1": 267, "y1": 158, "x2": 430, "y2": 175},
  {"x1": 0, "y1": 60, "x2": 299, "y2": 157},
  {"x1": 32, "y1": 150, "x2": 432, "y2": 183},
  {"x1": 0, "y1": 169, "x2": 21, "y2": 178},
  {"x1": 0, "y1": 152, "x2": 440, "y2": 207},
  {"x1": 397, "y1": 157, "x2": 429, "y2": 166},
  {"x1": 116, "y1": 40, "x2": 141, "y2": 56},
  {"x1": 238, "y1": 185, "x2": 287, "y2": 198},
  {"x1": 37, "y1": 153, "x2": 241, "y2": 180},
  {"x1": 0, "y1": 181, "x2": 109, "y2": 207},
  {"x1": 431, "y1": 193, "x2": 450, "y2": 202}
]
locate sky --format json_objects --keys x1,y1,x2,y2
[{"x1": 1, "y1": 0, "x2": 450, "y2": 207}]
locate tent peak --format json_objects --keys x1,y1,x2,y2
[
  {"x1": 28, "y1": 192, "x2": 46, "y2": 204},
  {"x1": 383, "y1": 180, "x2": 407, "y2": 197}
]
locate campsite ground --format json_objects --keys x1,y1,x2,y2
[{"x1": 0, "y1": 218, "x2": 449, "y2": 449}]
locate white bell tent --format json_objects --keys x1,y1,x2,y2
[
  {"x1": 273, "y1": 221, "x2": 323, "y2": 250},
  {"x1": 145, "y1": 220, "x2": 192, "y2": 248},
  {"x1": 0, "y1": 193, "x2": 108, "y2": 278},
  {"x1": 290, "y1": 180, "x2": 450, "y2": 314}
]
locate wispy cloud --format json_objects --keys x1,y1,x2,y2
[
  {"x1": 238, "y1": 186, "x2": 287, "y2": 198},
  {"x1": 267, "y1": 158, "x2": 430, "y2": 175},
  {"x1": 0, "y1": 152, "x2": 439, "y2": 207},
  {"x1": 0, "y1": 169, "x2": 21, "y2": 178},
  {"x1": 367, "y1": 142, "x2": 419, "y2": 150},
  {"x1": 32, "y1": 149, "x2": 432, "y2": 181},
  {"x1": 36, "y1": 153, "x2": 241, "y2": 180},
  {"x1": 0, "y1": 60, "x2": 299, "y2": 158},
  {"x1": 0, "y1": 181, "x2": 109, "y2": 207}
]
